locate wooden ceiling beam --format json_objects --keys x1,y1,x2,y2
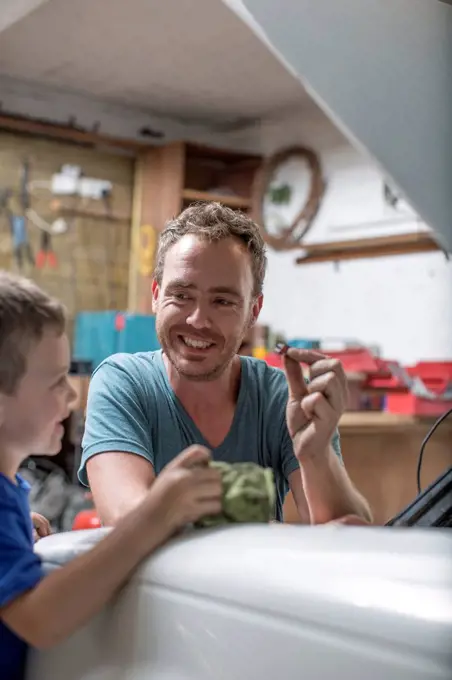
[{"x1": 0, "y1": 113, "x2": 153, "y2": 152}]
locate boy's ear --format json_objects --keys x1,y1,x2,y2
[{"x1": 0, "y1": 397, "x2": 4, "y2": 429}]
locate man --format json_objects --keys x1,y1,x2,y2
[{"x1": 80, "y1": 202, "x2": 371, "y2": 526}]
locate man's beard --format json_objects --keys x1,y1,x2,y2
[{"x1": 156, "y1": 319, "x2": 249, "y2": 382}]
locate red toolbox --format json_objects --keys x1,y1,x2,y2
[
  {"x1": 386, "y1": 361, "x2": 452, "y2": 416},
  {"x1": 264, "y1": 348, "x2": 452, "y2": 416}
]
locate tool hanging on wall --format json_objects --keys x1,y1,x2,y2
[
  {"x1": 29, "y1": 164, "x2": 115, "y2": 224},
  {"x1": 0, "y1": 160, "x2": 35, "y2": 269},
  {"x1": 10, "y1": 214, "x2": 34, "y2": 269},
  {"x1": 1, "y1": 161, "x2": 116, "y2": 274},
  {"x1": 15, "y1": 159, "x2": 35, "y2": 268},
  {"x1": 36, "y1": 229, "x2": 58, "y2": 269},
  {"x1": 0, "y1": 188, "x2": 13, "y2": 255},
  {"x1": 25, "y1": 186, "x2": 70, "y2": 271}
]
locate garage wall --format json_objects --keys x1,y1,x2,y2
[
  {"x1": 239, "y1": 0, "x2": 452, "y2": 251},
  {"x1": 1, "y1": 87, "x2": 451, "y2": 365},
  {"x1": 0, "y1": 132, "x2": 133, "y2": 335},
  {"x1": 254, "y1": 111, "x2": 452, "y2": 364}
]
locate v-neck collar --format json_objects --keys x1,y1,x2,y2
[{"x1": 155, "y1": 350, "x2": 248, "y2": 452}]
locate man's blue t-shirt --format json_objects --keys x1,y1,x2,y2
[
  {"x1": 80, "y1": 351, "x2": 341, "y2": 520},
  {"x1": 0, "y1": 474, "x2": 42, "y2": 680}
]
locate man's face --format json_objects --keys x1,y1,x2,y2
[
  {"x1": 0, "y1": 330, "x2": 76, "y2": 458},
  {"x1": 152, "y1": 235, "x2": 262, "y2": 381}
]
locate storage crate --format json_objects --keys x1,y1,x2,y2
[
  {"x1": 386, "y1": 361, "x2": 452, "y2": 416},
  {"x1": 73, "y1": 311, "x2": 160, "y2": 370}
]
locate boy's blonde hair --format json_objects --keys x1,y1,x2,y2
[{"x1": 0, "y1": 271, "x2": 66, "y2": 394}]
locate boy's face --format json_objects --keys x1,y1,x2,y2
[{"x1": 0, "y1": 329, "x2": 76, "y2": 461}]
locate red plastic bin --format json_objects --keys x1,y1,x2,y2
[
  {"x1": 386, "y1": 393, "x2": 452, "y2": 417},
  {"x1": 386, "y1": 361, "x2": 452, "y2": 416}
]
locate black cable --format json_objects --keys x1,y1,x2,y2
[{"x1": 416, "y1": 406, "x2": 452, "y2": 494}]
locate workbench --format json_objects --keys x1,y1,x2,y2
[{"x1": 283, "y1": 412, "x2": 452, "y2": 525}]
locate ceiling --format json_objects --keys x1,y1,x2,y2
[{"x1": 0, "y1": 0, "x2": 312, "y2": 125}]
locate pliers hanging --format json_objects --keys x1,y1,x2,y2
[{"x1": 36, "y1": 230, "x2": 58, "y2": 269}]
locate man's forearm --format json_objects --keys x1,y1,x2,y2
[
  {"x1": 300, "y1": 446, "x2": 372, "y2": 524},
  {"x1": 86, "y1": 453, "x2": 156, "y2": 527},
  {"x1": 100, "y1": 489, "x2": 149, "y2": 527}
]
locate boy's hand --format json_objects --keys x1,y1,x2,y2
[
  {"x1": 146, "y1": 445, "x2": 222, "y2": 537},
  {"x1": 0, "y1": 448, "x2": 221, "y2": 651},
  {"x1": 31, "y1": 512, "x2": 52, "y2": 543}
]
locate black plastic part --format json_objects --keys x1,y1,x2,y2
[
  {"x1": 70, "y1": 359, "x2": 93, "y2": 376},
  {"x1": 386, "y1": 466, "x2": 452, "y2": 527}
]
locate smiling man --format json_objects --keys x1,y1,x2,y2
[{"x1": 80, "y1": 202, "x2": 371, "y2": 526}]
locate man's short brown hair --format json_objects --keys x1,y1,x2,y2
[
  {"x1": 154, "y1": 202, "x2": 267, "y2": 297},
  {"x1": 0, "y1": 271, "x2": 66, "y2": 394}
]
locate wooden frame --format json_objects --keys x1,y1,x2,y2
[
  {"x1": 0, "y1": 112, "x2": 151, "y2": 152},
  {"x1": 252, "y1": 146, "x2": 325, "y2": 250},
  {"x1": 295, "y1": 232, "x2": 444, "y2": 265}
]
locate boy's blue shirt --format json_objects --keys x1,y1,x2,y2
[{"x1": 0, "y1": 473, "x2": 43, "y2": 680}]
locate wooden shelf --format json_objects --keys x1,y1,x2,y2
[
  {"x1": 0, "y1": 113, "x2": 152, "y2": 152},
  {"x1": 339, "y1": 411, "x2": 452, "y2": 434},
  {"x1": 182, "y1": 188, "x2": 251, "y2": 209},
  {"x1": 57, "y1": 206, "x2": 130, "y2": 223},
  {"x1": 295, "y1": 232, "x2": 443, "y2": 265},
  {"x1": 185, "y1": 142, "x2": 261, "y2": 166},
  {"x1": 129, "y1": 141, "x2": 262, "y2": 312}
]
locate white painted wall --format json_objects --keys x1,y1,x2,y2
[
  {"x1": 255, "y1": 112, "x2": 452, "y2": 365},
  {"x1": 261, "y1": 248, "x2": 452, "y2": 364},
  {"x1": 239, "y1": 0, "x2": 452, "y2": 251}
]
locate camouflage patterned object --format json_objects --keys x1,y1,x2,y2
[{"x1": 196, "y1": 461, "x2": 276, "y2": 528}]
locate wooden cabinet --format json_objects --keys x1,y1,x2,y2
[
  {"x1": 182, "y1": 143, "x2": 261, "y2": 211},
  {"x1": 128, "y1": 142, "x2": 262, "y2": 313},
  {"x1": 283, "y1": 412, "x2": 452, "y2": 525}
]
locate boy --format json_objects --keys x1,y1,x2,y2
[{"x1": 0, "y1": 271, "x2": 222, "y2": 680}]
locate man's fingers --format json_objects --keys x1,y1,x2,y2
[
  {"x1": 301, "y1": 392, "x2": 332, "y2": 422},
  {"x1": 308, "y1": 357, "x2": 347, "y2": 390},
  {"x1": 283, "y1": 354, "x2": 308, "y2": 401},
  {"x1": 169, "y1": 445, "x2": 212, "y2": 469},
  {"x1": 284, "y1": 349, "x2": 347, "y2": 392},
  {"x1": 285, "y1": 348, "x2": 327, "y2": 366},
  {"x1": 284, "y1": 350, "x2": 347, "y2": 411},
  {"x1": 307, "y1": 372, "x2": 344, "y2": 414}
]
